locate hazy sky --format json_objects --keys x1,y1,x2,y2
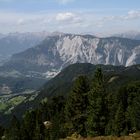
[{"x1": 0, "y1": 0, "x2": 140, "y2": 35}]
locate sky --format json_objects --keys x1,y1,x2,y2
[{"x1": 0, "y1": 0, "x2": 140, "y2": 35}]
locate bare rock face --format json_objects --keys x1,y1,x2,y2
[{"x1": 43, "y1": 121, "x2": 52, "y2": 129}]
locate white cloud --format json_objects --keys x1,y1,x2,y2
[
  {"x1": 17, "y1": 18, "x2": 25, "y2": 25},
  {"x1": 56, "y1": 12, "x2": 74, "y2": 21},
  {"x1": 100, "y1": 10, "x2": 140, "y2": 23},
  {"x1": 0, "y1": 10, "x2": 139, "y2": 35},
  {"x1": 124, "y1": 10, "x2": 140, "y2": 20},
  {"x1": 57, "y1": 0, "x2": 74, "y2": 4},
  {"x1": 56, "y1": 12, "x2": 81, "y2": 24}
]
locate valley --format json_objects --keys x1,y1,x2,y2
[
  {"x1": 0, "y1": 32, "x2": 140, "y2": 139},
  {"x1": 0, "y1": 33, "x2": 140, "y2": 95}
]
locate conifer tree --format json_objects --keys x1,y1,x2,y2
[
  {"x1": 5, "y1": 116, "x2": 21, "y2": 140},
  {"x1": 64, "y1": 75, "x2": 90, "y2": 136},
  {"x1": 0, "y1": 125, "x2": 4, "y2": 139},
  {"x1": 87, "y1": 68, "x2": 107, "y2": 136},
  {"x1": 33, "y1": 109, "x2": 45, "y2": 140},
  {"x1": 21, "y1": 111, "x2": 36, "y2": 140},
  {"x1": 113, "y1": 103, "x2": 127, "y2": 136}
]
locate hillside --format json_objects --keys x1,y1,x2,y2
[
  {"x1": 0, "y1": 63, "x2": 139, "y2": 126},
  {"x1": 0, "y1": 63, "x2": 140, "y2": 139}
]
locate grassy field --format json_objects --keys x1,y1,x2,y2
[
  {"x1": 0, "y1": 96, "x2": 26, "y2": 114},
  {"x1": 62, "y1": 133, "x2": 140, "y2": 140}
]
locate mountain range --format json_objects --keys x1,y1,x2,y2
[
  {"x1": 0, "y1": 32, "x2": 49, "y2": 65},
  {"x1": 3, "y1": 33, "x2": 140, "y2": 72},
  {"x1": 0, "y1": 33, "x2": 140, "y2": 94},
  {"x1": 115, "y1": 31, "x2": 140, "y2": 40}
]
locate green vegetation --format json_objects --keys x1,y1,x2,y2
[
  {"x1": 0, "y1": 96, "x2": 26, "y2": 114},
  {"x1": 0, "y1": 64, "x2": 140, "y2": 139},
  {"x1": 64, "y1": 75, "x2": 90, "y2": 136},
  {"x1": 62, "y1": 132, "x2": 140, "y2": 140},
  {"x1": 87, "y1": 68, "x2": 107, "y2": 136}
]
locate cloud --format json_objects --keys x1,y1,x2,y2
[
  {"x1": 56, "y1": 0, "x2": 75, "y2": 4},
  {"x1": 56, "y1": 12, "x2": 81, "y2": 23},
  {"x1": 0, "y1": 10, "x2": 140, "y2": 35},
  {"x1": 17, "y1": 18, "x2": 25, "y2": 25},
  {"x1": 56, "y1": 12, "x2": 74, "y2": 21},
  {"x1": 124, "y1": 10, "x2": 140, "y2": 20},
  {"x1": 100, "y1": 10, "x2": 140, "y2": 23}
]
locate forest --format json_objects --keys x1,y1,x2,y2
[{"x1": 0, "y1": 67, "x2": 140, "y2": 140}]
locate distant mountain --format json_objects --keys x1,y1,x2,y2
[
  {"x1": 5, "y1": 33, "x2": 140, "y2": 71},
  {"x1": 0, "y1": 32, "x2": 51, "y2": 93},
  {"x1": 0, "y1": 33, "x2": 5, "y2": 39},
  {"x1": 0, "y1": 32, "x2": 49, "y2": 63},
  {"x1": 115, "y1": 31, "x2": 140, "y2": 40},
  {"x1": 0, "y1": 33, "x2": 140, "y2": 94}
]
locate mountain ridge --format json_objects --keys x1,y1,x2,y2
[
  {"x1": 114, "y1": 31, "x2": 140, "y2": 40},
  {"x1": 0, "y1": 33, "x2": 140, "y2": 94},
  {"x1": 6, "y1": 33, "x2": 140, "y2": 70}
]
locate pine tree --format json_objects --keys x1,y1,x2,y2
[
  {"x1": 42, "y1": 96, "x2": 66, "y2": 139},
  {"x1": 115, "y1": 81, "x2": 140, "y2": 134},
  {"x1": 5, "y1": 116, "x2": 21, "y2": 140},
  {"x1": 135, "y1": 95, "x2": 140, "y2": 130},
  {"x1": 87, "y1": 68, "x2": 107, "y2": 136},
  {"x1": 21, "y1": 111, "x2": 36, "y2": 140},
  {"x1": 113, "y1": 103, "x2": 127, "y2": 136},
  {"x1": 127, "y1": 82, "x2": 140, "y2": 131},
  {"x1": 64, "y1": 75, "x2": 90, "y2": 136},
  {"x1": 0, "y1": 125, "x2": 4, "y2": 139},
  {"x1": 33, "y1": 109, "x2": 45, "y2": 140}
]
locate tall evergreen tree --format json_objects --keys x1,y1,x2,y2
[
  {"x1": 87, "y1": 68, "x2": 107, "y2": 136},
  {"x1": 33, "y1": 109, "x2": 45, "y2": 140},
  {"x1": 0, "y1": 125, "x2": 4, "y2": 139},
  {"x1": 134, "y1": 95, "x2": 140, "y2": 130},
  {"x1": 5, "y1": 116, "x2": 21, "y2": 140},
  {"x1": 64, "y1": 75, "x2": 90, "y2": 136},
  {"x1": 42, "y1": 96, "x2": 66, "y2": 139},
  {"x1": 126, "y1": 82, "x2": 140, "y2": 132},
  {"x1": 113, "y1": 103, "x2": 127, "y2": 136},
  {"x1": 20, "y1": 111, "x2": 36, "y2": 140}
]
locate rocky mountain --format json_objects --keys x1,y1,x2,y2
[
  {"x1": 0, "y1": 33, "x2": 140, "y2": 93},
  {"x1": 0, "y1": 31, "x2": 49, "y2": 64},
  {"x1": 5, "y1": 33, "x2": 140, "y2": 71}
]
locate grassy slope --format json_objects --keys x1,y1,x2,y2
[{"x1": 62, "y1": 132, "x2": 140, "y2": 140}]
